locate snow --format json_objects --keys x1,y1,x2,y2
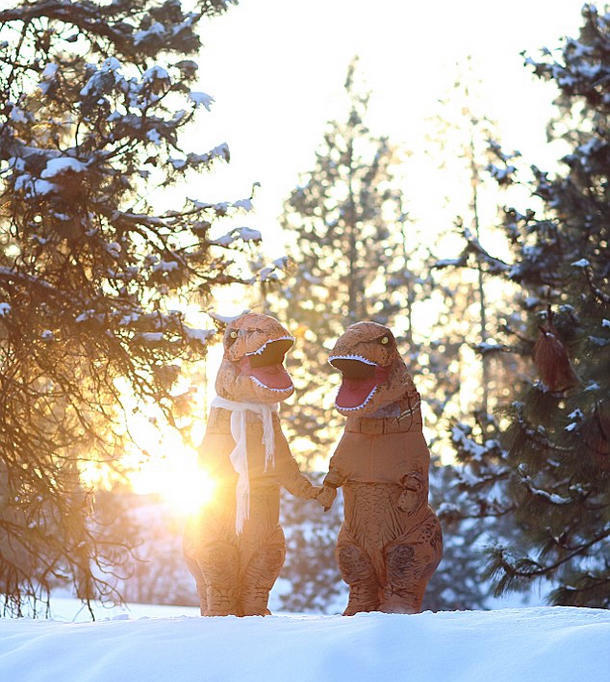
[
  {"x1": 134, "y1": 22, "x2": 166, "y2": 46},
  {"x1": 142, "y1": 65, "x2": 170, "y2": 83},
  {"x1": 232, "y1": 197, "x2": 253, "y2": 211},
  {"x1": 138, "y1": 332, "x2": 164, "y2": 342},
  {"x1": 10, "y1": 105, "x2": 28, "y2": 123},
  {"x1": 106, "y1": 242, "x2": 121, "y2": 258},
  {"x1": 38, "y1": 62, "x2": 58, "y2": 93},
  {"x1": 488, "y1": 163, "x2": 516, "y2": 182},
  {"x1": 209, "y1": 310, "x2": 250, "y2": 324},
  {"x1": 259, "y1": 266, "x2": 277, "y2": 281},
  {"x1": 1, "y1": 603, "x2": 608, "y2": 682},
  {"x1": 475, "y1": 341, "x2": 504, "y2": 353},
  {"x1": 41, "y1": 157, "x2": 87, "y2": 178},
  {"x1": 435, "y1": 257, "x2": 463, "y2": 268},
  {"x1": 40, "y1": 62, "x2": 58, "y2": 79},
  {"x1": 303, "y1": 271, "x2": 321, "y2": 284},
  {"x1": 151, "y1": 260, "x2": 179, "y2": 272},
  {"x1": 80, "y1": 58, "x2": 121, "y2": 97},
  {"x1": 75, "y1": 310, "x2": 95, "y2": 323},
  {"x1": 14, "y1": 173, "x2": 60, "y2": 197},
  {"x1": 146, "y1": 128, "x2": 162, "y2": 145},
  {"x1": 212, "y1": 226, "x2": 262, "y2": 247},
  {"x1": 183, "y1": 326, "x2": 216, "y2": 344},
  {"x1": 188, "y1": 91, "x2": 214, "y2": 110},
  {"x1": 451, "y1": 423, "x2": 487, "y2": 460}
]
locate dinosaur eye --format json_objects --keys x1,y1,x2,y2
[
  {"x1": 229, "y1": 330, "x2": 238, "y2": 339},
  {"x1": 380, "y1": 336, "x2": 389, "y2": 345}
]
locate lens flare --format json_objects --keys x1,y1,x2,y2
[{"x1": 161, "y1": 467, "x2": 216, "y2": 517}]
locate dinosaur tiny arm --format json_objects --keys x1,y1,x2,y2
[
  {"x1": 316, "y1": 463, "x2": 347, "y2": 510},
  {"x1": 322, "y1": 465, "x2": 346, "y2": 490},
  {"x1": 397, "y1": 471, "x2": 427, "y2": 515}
]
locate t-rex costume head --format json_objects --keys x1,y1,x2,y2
[
  {"x1": 329, "y1": 321, "x2": 410, "y2": 416},
  {"x1": 216, "y1": 312, "x2": 295, "y2": 404}
]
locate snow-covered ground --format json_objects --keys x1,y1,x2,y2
[{"x1": 1, "y1": 600, "x2": 608, "y2": 682}]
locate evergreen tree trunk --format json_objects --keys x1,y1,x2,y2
[{"x1": 469, "y1": 133, "x2": 490, "y2": 419}]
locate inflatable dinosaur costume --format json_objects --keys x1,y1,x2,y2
[
  {"x1": 318, "y1": 321, "x2": 442, "y2": 615},
  {"x1": 184, "y1": 313, "x2": 320, "y2": 616}
]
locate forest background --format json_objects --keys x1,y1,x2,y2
[{"x1": 0, "y1": 0, "x2": 607, "y2": 616}]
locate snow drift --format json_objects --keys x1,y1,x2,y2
[{"x1": 1, "y1": 605, "x2": 608, "y2": 682}]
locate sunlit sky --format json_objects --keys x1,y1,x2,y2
[
  {"x1": 192, "y1": 0, "x2": 584, "y2": 258},
  {"x1": 131, "y1": 0, "x2": 587, "y2": 501}
]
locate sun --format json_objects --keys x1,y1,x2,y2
[
  {"x1": 158, "y1": 465, "x2": 217, "y2": 517},
  {"x1": 130, "y1": 461, "x2": 217, "y2": 517},
  {"x1": 126, "y1": 423, "x2": 218, "y2": 518}
]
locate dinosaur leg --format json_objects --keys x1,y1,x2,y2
[
  {"x1": 336, "y1": 541, "x2": 380, "y2": 616},
  {"x1": 379, "y1": 516, "x2": 443, "y2": 614},
  {"x1": 184, "y1": 553, "x2": 209, "y2": 615},
  {"x1": 241, "y1": 525, "x2": 286, "y2": 616},
  {"x1": 196, "y1": 541, "x2": 241, "y2": 616}
]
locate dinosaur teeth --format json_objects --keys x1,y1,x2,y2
[
  {"x1": 250, "y1": 376, "x2": 293, "y2": 392},
  {"x1": 328, "y1": 354, "x2": 377, "y2": 366},
  {"x1": 247, "y1": 335, "x2": 295, "y2": 356}
]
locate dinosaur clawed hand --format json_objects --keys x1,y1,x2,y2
[{"x1": 316, "y1": 485, "x2": 337, "y2": 511}]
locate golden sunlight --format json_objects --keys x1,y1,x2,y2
[
  {"x1": 133, "y1": 461, "x2": 217, "y2": 518},
  {"x1": 159, "y1": 466, "x2": 217, "y2": 517},
  {"x1": 124, "y1": 400, "x2": 218, "y2": 518}
]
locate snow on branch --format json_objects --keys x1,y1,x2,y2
[
  {"x1": 188, "y1": 91, "x2": 214, "y2": 110},
  {"x1": 169, "y1": 143, "x2": 229, "y2": 172},
  {"x1": 433, "y1": 255, "x2": 467, "y2": 269},
  {"x1": 41, "y1": 157, "x2": 88, "y2": 178},
  {"x1": 182, "y1": 326, "x2": 216, "y2": 346},
  {"x1": 462, "y1": 227, "x2": 511, "y2": 275},
  {"x1": 473, "y1": 341, "x2": 511, "y2": 356},
  {"x1": 210, "y1": 227, "x2": 262, "y2": 248}
]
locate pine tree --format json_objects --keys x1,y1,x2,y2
[
  {"x1": 0, "y1": 0, "x2": 259, "y2": 615},
  {"x1": 423, "y1": 463, "x2": 495, "y2": 611},
  {"x1": 414, "y1": 65, "x2": 527, "y2": 611},
  {"x1": 446, "y1": 4, "x2": 610, "y2": 607},
  {"x1": 429, "y1": 62, "x2": 524, "y2": 429},
  {"x1": 278, "y1": 59, "x2": 420, "y2": 463}
]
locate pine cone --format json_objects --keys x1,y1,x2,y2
[{"x1": 533, "y1": 324, "x2": 578, "y2": 392}]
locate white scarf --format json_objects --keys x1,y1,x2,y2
[{"x1": 210, "y1": 395, "x2": 279, "y2": 534}]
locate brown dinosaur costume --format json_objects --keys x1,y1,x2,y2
[
  {"x1": 318, "y1": 321, "x2": 443, "y2": 615},
  {"x1": 184, "y1": 313, "x2": 320, "y2": 616}
]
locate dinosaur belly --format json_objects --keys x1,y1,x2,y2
[{"x1": 340, "y1": 482, "x2": 432, "y2": 581}]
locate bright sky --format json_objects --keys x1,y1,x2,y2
[{"x1": 193, "y1": 0, "x2": 585, "y2": 259}]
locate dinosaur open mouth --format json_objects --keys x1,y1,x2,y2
[
  {"x1": 241, "y1": 337, "x2": 294, "y2": 392},
  {"x1": 329, "y1": 355, "x2": 388, "y2": 410}
]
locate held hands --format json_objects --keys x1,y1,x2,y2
[{"x1": 316, "y1": 485, "x2": 337, "y2": 512}]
